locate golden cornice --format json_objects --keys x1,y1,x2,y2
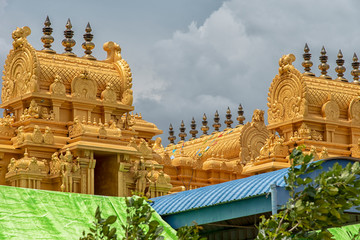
[{"x1": 166, "y1": 126, "x2": 243, "y2": 162}]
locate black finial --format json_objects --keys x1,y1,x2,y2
[
  {"x1": 302, "y1": 43, "x2": 314, "y2": 76},
  {"x1": 178, "y1": 120, "x2": 187, "y2": 142},
  {"x1": 212, "y1": 110, "x2": 221, "y2": 133},
  {"x1": 62, "y1": 18, "x2": 76, "y2": 56},
  {"x1": 352, "y1": 53, "x2": 360, "y2": 84},
  {"x1": 236, "y1": 104, "x2": 245, "y2": 126},
  {"x1": 82, "y1": 22, "x2": 96, "y2": 60},
  {"x1": 201, "y1": 113, "x2": 209, "y2": 137},
  {"x1": 318, "y1": 46, "x2": 331, "y2": 79},
  {"x1": 224, "y1": 107, "x2": 233, "y2": 129},
  {"x1": 189, "y1": 117, "x2": 198, "y2": 140},
  {"x1": 41, "y1": 16, "x2": 55, "y2": 53},
  {"x1": 335, "y1": 49, "x2": 347, "y2": 82},
  {"x1": 168, "y1": 124, "x2": 176, "y2": 144}
]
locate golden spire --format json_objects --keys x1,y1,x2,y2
[
  {"x1": 318, "y1": 46, "x2": 331, "y2": 79},
  {"x1": 82, "y1": 22, "x2": 96, "y2": 60},
  {"x1": 351, "y1": 53, "x2": 360, "y2": 84},
  {"x1": 302, "y1": 43, "x2": 314, "y2": 76},
  {"x1": 178, "y1": 120, "x2": 187, "y2": 142},
  {"x1": 224, "y1": 107, "x2": 233, "y2": 129},
  {"x1": 168, "y1": 124, "x2": 176, "y2": 144},
  {"x1": 212, "y1": 110, "x2": 221, "y2": 133},
  {"x1": 236, "y1": 104, "x2": 245, "y2": 126},
  {"x1": 335, "y1": 50, "x2": 347, "y2": 82},
  {"x1": 189, "y1": 117, "x2": 198, "y2": 140},
  {"x1": 41, "y1": 16, "x2": 55, "y2": 53},
  {"x1": 62, "y1": 18, "x2": 76, "y2": 56},
  {"x1": 201, "y1": 113, "x2": 209, "y2": 137}
]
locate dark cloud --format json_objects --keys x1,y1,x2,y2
[
  {"x1": 132, "y1": 0, "x2": 360, "y2": 145},
  {"x1": 0, "y1": 0, "x2": 360, "y2": 146}
]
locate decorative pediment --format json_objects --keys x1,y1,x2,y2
[
  {"x1": 348, "y1": 97, "x2": 360, "y2": 123},
  {"x1": 49, "y1": 75, "x2": 66, "y2": 96},
  {"x1": 71, "y1": 71, "x2": 97, "y2": 100},
  {"x1": 321, "y1": 95, "x2": 339, "y2": 120}
]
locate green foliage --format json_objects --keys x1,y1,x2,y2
[
  {"x1": 257, "y1": 147, "x2": 360, "y2": 240},
  {"x1": 122, "y1": 196, "x2": 164, "y2": 240},
  {"x1": 80, "y1": 206, "x2": 118, "y2": 240},
  {"x1": 177, "y1": 223, "x2": 206, "y2": 240}
]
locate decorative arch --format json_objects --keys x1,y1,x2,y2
[
  {"x1": 239, "y1": 109, "x2": 269, "y2": 164},
  {"x1": 2, "y1": 26, "x2": 39, "y2": 102},
  {"x1": 267, "y1": 54, "x2": 306, "y2": 124}
]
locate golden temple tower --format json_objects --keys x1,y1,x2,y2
[{"x1": 0, "y1": 18, "x2": 172, "y2": 197}]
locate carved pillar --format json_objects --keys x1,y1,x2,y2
[
  {"x1": 51, "y1": 99, "x2": 64, "y2": 121},
  {"x1": 325, "y1": 124, "x2": 337, "y2": 143},
  {"x1": 118, "y1": 153, "x2": 131, "y2": 197},
  {"x1": 78, "y1": 150, "x2": 96, "y2": 194},
  {"x1": 103, "y1": 106, "x2": 115, "y2": 125}
]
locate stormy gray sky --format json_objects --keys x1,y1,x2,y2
[{"x1": 0, "y1": 0, "x2": 359, "y2": 145}]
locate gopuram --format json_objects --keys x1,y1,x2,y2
[
  {"x1": 0, "y1": 18, "x2": 171, "y2": 198},
  {"x1": 2, "y1": 18, "x2": 360, "y2": 198}
]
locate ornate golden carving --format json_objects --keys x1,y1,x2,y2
[
  {"x1": 59, "y1": 149, "x2": 80, "y2": 192},
  {"x1": 121, "y1": 89, "x2": 133, "y2": 106},
  {"x1": 257, "y1": 134, "x2": 289, "y2": 161},
  {"x1": 49, "y1": 75, "x2": 66, "y2": 96},
  {"x1": 322, "y1": 95, "x2": 340, "y2": 120},
  {"x1": 348, "y1": 97, "x2": 360, "y2": 123},
  {"x1": 12, "y1": 26, "x2": 31, "y2": 49},
  {"x1": 32, "y1": 125, "x2": 43, "y2": 144},
  {"x1": 43, "y1": 127, "x2": 54, "y2": 144},
  {"x1": 71, "y1": 71, "x2": 97, "y2": 100},
  {"x1": 268, "y1": 54, "x2": 307, "y2": 124},
  {"x1": 239, "y1": 109, "x2": 269, "y2": 164},
  {"x1": 6, "y1": 149, "x2": 46, "y2": 176},
  {"x1": 50, "y1": 152, "x2": 61, "y2": 175},
  {"x1": 2, "y1": 27, "x2": 38, "y2": 102},
  {"x1": 101, "y1": 83, "x2": 117, "y2": 103},
  {"x1": 351, "y1": 138, "x2": 360, "y2": 158},
  {"x1": 310, "y1": 146, "x2": 319, "y2": 161},
  {"x1": 320, "y1": 147, "x2": 329, "y2": 159}
]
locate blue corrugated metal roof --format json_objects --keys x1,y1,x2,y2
[{"x1": 151, "y1": 167, "x2": 289, "y2": 215}]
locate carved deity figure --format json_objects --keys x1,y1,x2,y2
[
  {"x1": 32, "y1": 125, "x2": 43, "y2": 144},
  {"x1": 7, "y1": 158, "x2": 16, "y2": 173},
  {"x1": 101, "y1": 83, "x2": 117, "y2": 103},
  {"x1": 50, "y1": 152, "x2": 61, "y2": 175},
  {"x1": 135, "y1": 160, "x2": 149, "y2": 195},
  {"x1": 28, "y1": 100, "x2": 39, "y2": 118},
  {"x1": 121, "y1": 89, "x2": 133, "y2": 106},
  {"x1": 49, "y1": 75, "x2": 66, "y2": 96},
  {"x1": 43, "y1": 127, "x2": 54, "y2": 144},
  {"x1": 152, "y1": 137, "x2": 164, "y2": 151},
  {"x1": 60, "y1": 149, "x2": 80, "y2": 192}
]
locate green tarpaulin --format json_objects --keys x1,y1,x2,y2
[
  {"x1": 329, "y1": 223, "x2": 360, "y2": 239},
  {"x1": 0, "y1": 185, "x2": 177, "y2": 239}
]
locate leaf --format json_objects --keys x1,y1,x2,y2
[{"x1": 106, "y1": 215, "x2": 117, "y2": 225}]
